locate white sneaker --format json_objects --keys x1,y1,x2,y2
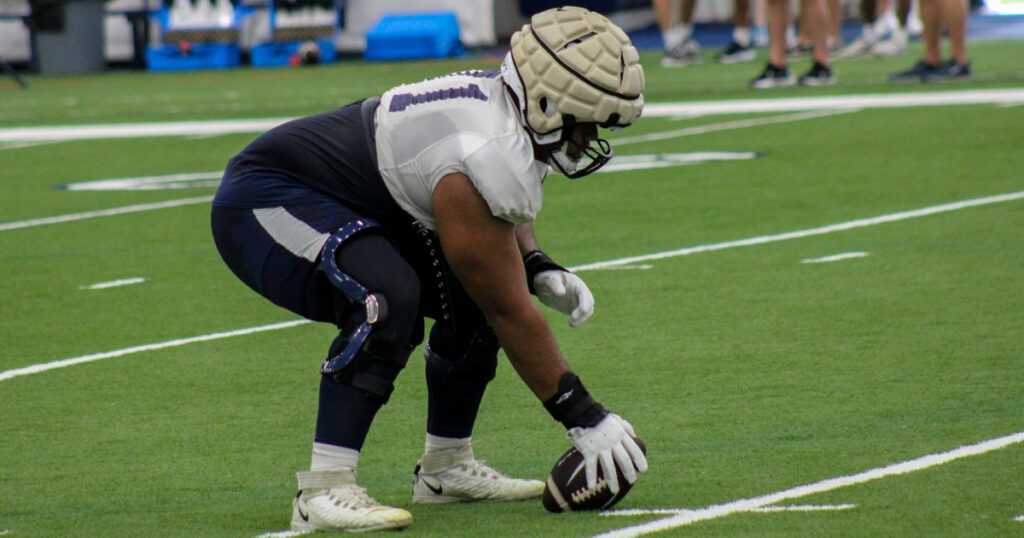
[
  {"x1": 291, "y1": 469, "x2": 413, "y2": 533},
  {"x1": 870, "y1": 30, "x2": 908, "y2": 57},
  {"x1": 412, "y1": 444, "x2": 544, "y2": 503},
  {"x1": 836, "y1": 36, "x2": 876, "y2": 59},
  {"x1": 906, "y1": 16, "x2": 923, "y2": 38},
  {"x1": 873, "y1": 12, "x2": 899, "y2": 40}
]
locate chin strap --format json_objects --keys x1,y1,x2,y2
[
  {"x1": 547, "y1": 137, "x2": 612, "y2": 178},
  {"x1": 543, "y1": 116, "x2": 612, "y2": 179}
]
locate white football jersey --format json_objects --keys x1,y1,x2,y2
[{"x1": 374, "y1": 72, "x2": 548, "y2": 230}]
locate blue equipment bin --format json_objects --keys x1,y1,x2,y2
[
  {"x1": 365, "y1": 12, "x2": 462, "y2": 61},
  {"x1": 250, "y1": 39, "x2": 338, "y2": 67},
  {"x1": 146, "y1": 43, "x2": 241, "y2": 71}
]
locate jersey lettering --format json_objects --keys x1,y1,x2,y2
[
  {"x1": 389, "y1": 83, "x2": 489, "y2": 112},
  {"x1": 449, "y1": 70, "x2": 500, "y2": 79}
]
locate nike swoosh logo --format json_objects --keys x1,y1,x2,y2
[
  {"x1": 295, "y1": 492, "x2": 309, "y2": 522},
  {"x1": 421, "y1": 476, "x2": 443, "y2": 495}
]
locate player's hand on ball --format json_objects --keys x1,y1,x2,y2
[
  {"x1": 533, "y1": 270, "x2": 594, "y2": 327},
  {"x1": 568, "y1": 413, "x2": 647, "y2": 494}
]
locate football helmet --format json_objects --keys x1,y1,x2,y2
[{"x1": 501, "y1": 6, "x2": 645, "y2": 178}]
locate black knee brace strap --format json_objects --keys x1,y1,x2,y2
[
  {"x1": 329, "y1": 335, "x2": 411, "y2": 404},
  {"x1": 423, "y1": 327, "x2": 499, "y2": 383}
]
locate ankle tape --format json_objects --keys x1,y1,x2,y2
[{"x1": 297, "y1": 468, "x2": 357, "y2": 490}]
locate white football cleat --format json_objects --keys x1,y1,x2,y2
[
  {"x1": 835, "y1": 35, "x2": 876, "y2": 59},
  {"x1": 291, "y1": 469, "x2": 412, "y2": 533},
  {"x1": 412, "y1": 444, "x2": 544, "y2": 503},
  {"x1": 870, "y1": 30, "x2": 908, "y2": 58}
]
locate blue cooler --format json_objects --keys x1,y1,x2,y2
[{"x1": 365, "y1": 12, "x2": 462, "y2": 61}]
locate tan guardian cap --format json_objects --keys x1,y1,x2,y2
[{"x1": 505, "y1": 6, "x2": 645, "y2": 139}]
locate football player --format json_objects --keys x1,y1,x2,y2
[{"x1": 210, "y1": 6, "x2": 648, "y2": 532}]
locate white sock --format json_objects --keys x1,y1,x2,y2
[
  {"x1": 663, "y1": 23, "x2": 693, "y2": 50},
  {"x1": 752, "y1": 24, "x2": 768, "y2": 47},
  {"x1": 662, "y1": 25, "x2": 683, "y2": 50},
  {"x1": 733, "y1": 26, "x2": 751, "y2": 47},
  {"x1": 311, "y1": 442, "x2": 360, "y2": 471},
  {"x1": 861, "y1": 23, "x2": 877, "y2": 42},
  {"x1": 679, "y1": 23, "x2": 693, "y2": 41},
  {"x1": 874, "y1": 11, "x2": 898, "y2": 35},
  {"x1": 424, "y1": 433, "x2": 471, "y2": 453}
]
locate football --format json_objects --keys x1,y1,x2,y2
[{"x1": 542, "y1": 437, "x2": 646, "y2": 513}]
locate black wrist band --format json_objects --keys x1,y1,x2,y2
[
  {"x1": 543, "y1": 372, "x2": 608, "y2": 429},
  {"x1": 523, "y1": 250, "x2": 567, "y2": 295}
]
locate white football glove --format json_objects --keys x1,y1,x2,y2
[
  {"x1": 533, "y1": 270, "x2": 594, "y2": 327},
  {"x1": 567, "y1": 413, "x2": 647, "y2": 494}
]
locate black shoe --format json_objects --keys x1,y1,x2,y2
[
  {"x1": 889, "y1": 59, "x2": 940, "y2": 83},
  {"x1": 717, "y1": 41, "x2": 756, "y2": 64},
  {"x1": 751, "y1": 63, "x2": 795, "y2": 89},
  {"x1": 661, "y1": 38, "x2": 703, "y2": 67},
  {"x1": 799, "y1": 62, "x2": 836, "y2": 86},
  {"x1": 924, "y1": 59, "x2": 971, "y2": 82}
]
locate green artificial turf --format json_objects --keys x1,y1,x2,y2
[{"x1": 1, "y1": 38, "x2": 1023, "y2": 537}]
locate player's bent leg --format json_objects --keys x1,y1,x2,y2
[
  {"x1": 314, "y1": 228, "x2": 422, "y2": 450},
  {"x1": 212, "y1": 202, "x2": 424, "y2": 529},
  {"x1": 293, "y1": 229, "x2": 421, "y2": 531},
  {"x1": 413, "y1": 325, "x2": 543, "y2": 503},
  {"x1": 292, "y1": 469, "x2": 412, "y2": 533},
  {"x1": 422, "y1": 324, "x2": 499, "y2": 438}
]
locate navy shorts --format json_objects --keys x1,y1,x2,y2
[{"x1": 210, "y1": 184, "x2": 487, "y2": 349}]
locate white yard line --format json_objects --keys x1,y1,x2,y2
[
  {"x1": 0, "y1": 320, "x2": 311, "y2": 382},
  {"x1": 749, "y1": 504, "x2": 857, "y2": 512},
  {"x1": 801, "y1": 252, "x2": 870, "y2": 264},
  {"x1": 602, "y1": 509, "x2": 700, "y2": 517},
  {"x1": 0, "y1": 140, "x2": 60, "y2": 151},
  {"x1": 62, "y1": 171, "x2": 223, "y2": 191},
  {"x1": 0, "y1": 196, "x2": 212, "y2": 232},
  {"x1": 643, "y1": 88, "x2": 1024, "y2": 117},
  {"x1": 0, "y1": 117, "x2": 290, "y2": 143},
  {"x1": 81, "y1": 277, "x2": 146, "y2": 290},
  {"x1": 3, "y1": 190, "x2": 1022, "y2": 382},
  {"x1": 4, "y1": 89, "x2": 1017, "y2": 234},
  {"x1": 571, "y1": 191, "x2": 1024, "y2": 272},
  {"x1": 594, "y1": 264, "x2": 654, "y2": 271},
  {"x1": 612, "y1": 109, "x2": 857, "y2": 146},
  {"x1": 601, "y1": 504, "x2": 855, "y2": 517},
  {"x1": 2, "y1": 89, "x2": 1022, "y2": 143},
  {"x1": 592, "y1": 431, "x2": 1024, "y2": 538},
  {"x1": 598, "y1": 152, "x2": 759, "y2": 171}
]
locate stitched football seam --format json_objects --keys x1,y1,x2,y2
[{"x1": 570, "y1": 477, "x2": 609, "y2": 504}]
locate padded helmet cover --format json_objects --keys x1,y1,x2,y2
[{"x1": 504, "y1": 6, "x2": 645, "y2": 140}]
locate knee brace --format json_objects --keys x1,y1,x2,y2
[
  {"x1": 325, "y1": 333, "x2": 410, "y2": 404},
  {"x1": 319, "y1": 218, "x2": 388, "y2": 375},
  {"x1": 423, "y1": 325, "x2": 500, "y2": 384},
  {"x1": 318, "y1": 218, "x2": 412, "y2": 403}
]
